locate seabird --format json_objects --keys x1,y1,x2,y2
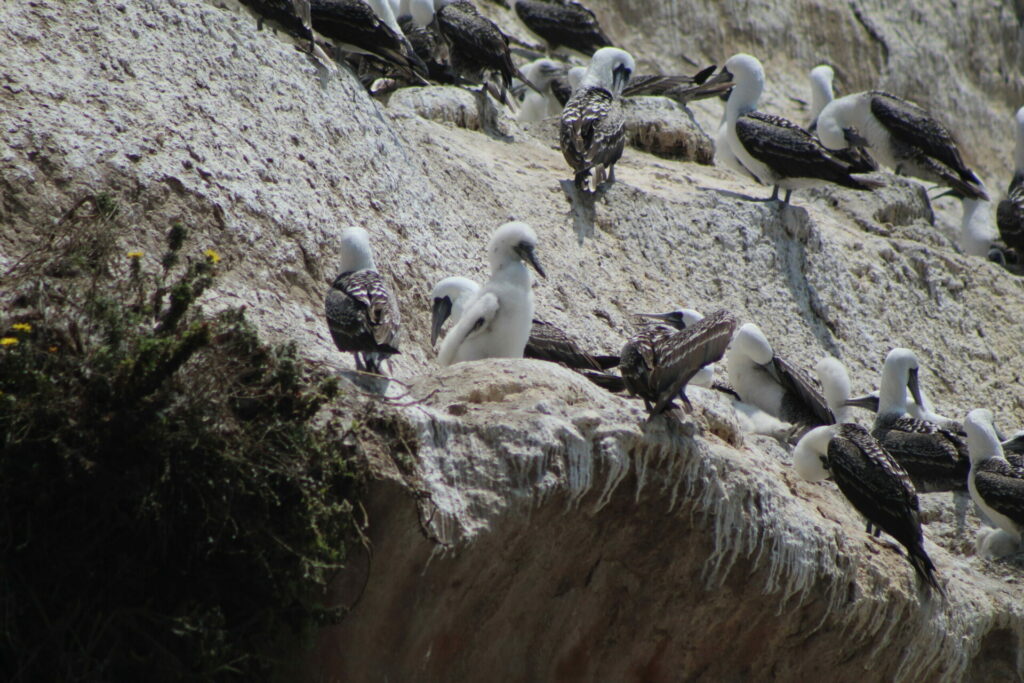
[
  {"x1": 311, "y1": 0, "x2": 428, "y2": 79},
  {"x1": 434, "y1": 0, "x2": 539, "y2": 103},
  {"x1": 632, "y1": 309, "x2": 722, "y2": 388},
  {"x1": 619, "y1": 309, "x2": 737, "y2": 414},
  {"x1": 965, "y1": 409, "x2": 1024, "y2": 546},
  {"x1": 430, "y1": 275, "x2": 618, "y2": 371},
  {"x1": 869, "y1": 348, "x2": 969, "y2": 492},
  {"x1": 725, "y1": 323, "x2": 838, "y2": 433},
  {"x1": 437, "y1": 222, "x2": 545, "y2": 366},
  {"x1": 807, "y1": 64, "x2": 834, "y2": 130},
  {"x1": 517, "y1": 59, "x2": 566, "y2": 123},
  {"x1": 958, "y1": 195, "x2": 998, "y2": 258},
  {"x1": 997, "y1": 106, "x2": 1024, "y2": 253},
  {"x1": 325, "y1": 226, "x2": 401, "y2": 374},
  {"x1": 560, "y1": 47, "x2": 634, "y2": 191},
  {"x1": 845, "y1": 388, "x2": 962, "y2": 433},
  {"x1": 817, "y1": 90, "x2": 988, "y2": 200},
  {"x1": 512, "y1": 0, "x2": 612, "y2": 56},
  {"x1": 718, "y1": 54, "x2": 879, "y2": 204},
  {"x1": 794, "y1": 424, "x2": 941, "y2": 591}
]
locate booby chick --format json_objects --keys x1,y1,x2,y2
[
  {"x1": 817, "y1": 90, "x2": 987, "y2": 200},
  {"x1": 794, "y1": 424, "x2": 941, "y2": 592},
  {"x1": 725, "y1": 323, "x2": 837, "y2": 434},
  {"x1": 311, "y1": 0, "x2": 428, "y2": 79},
  {"x1": 997, "y1": 106, "x2": 1024, "y2": 253},
  {"x1": 560, "y1": 47, "x2": 635, "y2": 191},
  {"x1": 619, "y1": 309, "x2": 737, "y2": 415},
  {"x1": 435, "y1": 0, "x2": 539, "y2": 103},
  {"x1": 430, "y1": 275, "x2": 618, "y2": 372},
  {"x1": 718, "y1": 54, "x2": 879, "y2": 204},
  {"x1": 513, "y1": 0, "x2": 612, "y2": 56},
  {"x1": 325, "y1": 226, "x2": 401, "y2": 374},
  {"x1": 517, "y1": 59, "x2": 567, "y2": 123},
  {"x1": 869, "y1": 348, "x2": 969, "y2": 493},
  {"x1": 965, "y1": 409, "x2": 1024, "y2": 546},
  {"x1": 437, "y1": 222, "x2": 545, "y2": 366}
]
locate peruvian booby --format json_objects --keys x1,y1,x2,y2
[
  {"x1": 718, "y1": 54, "x2": 879, "y2": 204},
  {"x1": 725, "y1": 323, "x2": 838, "y2": 433},
  {"x1": 619, "y1": 309, "x2": 738, "y2": 414},
  {"x1": 997, "y1": 106, "x2": 1024, "y2": 253},
  {"x1": 965, "y1": 409, "x2": 1024, "y2": 545},
  {"x1": 437, "y1": 222, "x2": 545, "y2": 366},
  {"x1": 311, "y1": 0, "x2": 428, "y2": 78},
  {"x1": 325, "y1": 227, "x2": 401, "y2": 374},
  {"x1": 633, "y1": 309, "x2": 722, "y2": 388},
  {"x1": 869, "y1": 348, "x2": 969, "y2": 493},
  {"x1": 560, "y1": 47, "x2": 634, "y2": 191},
  {"x1": 435, "y1": 0, "x2": 539, "y2": 103},
  {"x1": 430, "y1": 275, "x2": 618, "y2": 371},
  {"x1": 817, "y1": 90, "x2": 987, "y2": 200},
  {"x1": 512, "y1": 0, "x2": 612, "y2": 56},
  {"x1": 794, "y1": 424, "x2": 941, "y2": 591},
  {"x1": 844, "y1": 388, "x2": 962, "y2": 433}
]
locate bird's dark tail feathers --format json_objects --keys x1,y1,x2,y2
[{"x1": 908, "y1": 544, "x2": 944, "y2": 597}]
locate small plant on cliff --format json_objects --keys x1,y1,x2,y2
[{"x1": 0, "y1": 196, "x2": 364, "y2": 681}]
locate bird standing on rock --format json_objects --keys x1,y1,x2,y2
[{"x1": 325, "y1": 226, "x2": 401, "y2": 375}]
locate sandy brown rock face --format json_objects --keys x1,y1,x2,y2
[{"x1": 2, "y1": 0, "x2": 1024, "y2": 680}]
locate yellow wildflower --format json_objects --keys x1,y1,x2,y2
[
  {"x1": 204, "y1": 249, "x2": 221, "y2": 264},
  {"x1": 1, "y1": 337, "x2": 19, "y2": 347},
  {"x1": 12, "y1": 323, "x2": 31, "y2": 333},
  {"x1": 127, "y1": 251, "x2": 144, "y2": 259}
]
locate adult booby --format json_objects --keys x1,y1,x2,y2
[
  {"x1": 725, "y1": 323, "x2": 837, "y2": 432},
  {"x1": 869, "y1": 348, "x2": 969, "y2": 492},
  {"x1": 437, "y1": 222, "x2": 545, "y2": 366},
  {"x1": 513, "y1": 0, "x2": 612, "y2": 56},
  {"x1": 325, "y1": 227, "x2": 401, "y2": 374},
  {"x1": 633, "y1": 309, "x2": 721, "y2": 388},
  {"x1": 817, "y1": 90, "x2": 987, "y2": 200},
  {"x1": 997, "y1": 106, "x2": 1024, "y2": 253},
  {"x1": 794, "y1": 424, "x2": 941, "y2": 591},
  {"x1": 517, "y1": 59, "x2": 566, "y2": 123},
  {"x1": 311, "y1": 0, "x2": 428, "y2": 78},
  {"x1": 430, "y1": 276, "x2": 618, "y2": 371},
  {"x1": 718, "y1": 54, "x2": 879, "y2": 204},
  {"x1": 965, "y1": 409, "x2": 1024, "y2": 545},
  {"x1": 435, "y1": 0, "x2": 538, "y2": 102},
  {"x1": 619, "y1": 309, "x2": 738, "y2": 415},
  {"x1": 560, "y1": 47, "x2": 634, "y2": 191}
]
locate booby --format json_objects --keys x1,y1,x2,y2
[
  {"x1": 794, "y1": 424, "x2": 941, "y2": 591},
  {"x1": 435, "y1": 0, "x2": 538, "y2": 102},
  {"x1": 817, "y1": 90, "x2": 987, "y2": 200},
  {"x1": 997, "y1": 106, "x2": 1024, "y2": 253},
  {"x1": 958, "y1": 196, "x2": 998, "y2": 258},
  {"x1": 311, "y1": 0, "x2": 428, "y2": 78},
  {"x1": 437, "y1": 222, "x2": 545, "y2": 366},
  {"x1": 845, "y1": 367, "x2": 962, "y2": 433},
  {"x1": 869, "y1": 348, "x2": 969, "y2": 493},
  {"x1": 430, "y1": 275, "x2": 618, "y2": 371},
  {"x1": 325, "y1": 227, "x2": 401, "y2": 374},
  {"x1": 619, "y1": 309, "x2": 738, "y2": 414},
  {"x1": 725, "y1": 323, "x2": 837, "y2": 432},
  {"x1": 633, "y1": 309, "x2": 721, "y2": 388},
  {"x1": 718, "y1": 54, "x2": 879, "y2": 204},
  {"x1": 517, "y1": 59, "x2": 566, "y2": 123},
  {"x1": 560, "y1": 47, "x2": 634, "y2": 191},
  {"x1": 512, "y1": 0, "x2": 612, "y2": 56},
  {"x1": 965, "y1": 409, "x2": 1024, "y2": 545}
]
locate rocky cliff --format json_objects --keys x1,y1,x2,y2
[{"x1": 2, "y1": 0, "x2": 1024, "y2": 680}]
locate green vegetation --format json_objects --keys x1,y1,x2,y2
[{"x1": 0, "y1": 195, "x2": 368, "y2": 680}]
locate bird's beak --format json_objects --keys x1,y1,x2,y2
[
  {"x1": 842, "y1": 394, "x2": 880, "y2": 411},
  {"x1": 704, "y1": 67, "x2": 733, "y2": 88},
  {"x1": 635, "y1": 312, "x2": 677, "y2": 324},
  {"x1": 516, "y1": 243, "x2": 546, "y2": 278},
  {"x1": 930, "y1": 187, "x2": 961, "y2": 201},
  {"x1": 612, "y1": 64, "x2": 632, "y2": 94},
  {"x1": 692, "y1": 64, "x2": 717, "y2": 85},
  {"x1": 430, "y1": 296, "x2": 453, "y2": 346},
  {"x1": 907, "y1": 367, "x2": 925, "y2": 409}
]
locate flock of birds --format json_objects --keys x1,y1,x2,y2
[{"x1": 236, "y1": 0, "x2": 1024, "y2": 593}]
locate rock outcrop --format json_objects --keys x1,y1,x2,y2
[{"x1": 2, "y1": 0, "x2": 1023, "y2": 680}]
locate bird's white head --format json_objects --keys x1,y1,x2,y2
[
  {"x1": 815, "y1": 92, "x2": 869, "y2": 151},
  {"x1": 488, "y1": 221, "x2": 546, "y2": 278},
  {"x1": 808, "y1": 64, "x2": 835, "y2": 121},
  {"x1": 722, "y1": 53, "x2": 765, "y2": 118},
  {"x1": 965, "y1": 408, "x2": 1004, "y2": 466},
  {"x1": 338, "y1": 226, "x2": 376, "y2": 273},
  {"x1": 815, "y1": 356, "x2": 852, "y2": 423},
  {"x1": 878, "y1": 347, "x2": 922, "y2": 417},
  {"x1": 429, "y1": 276, "x2": 480, "y2": 344},
  {"x1": 1014, "y1": 105, "x2": 1024, "y2": 172},
  {"x1": 730, "y1": 322, "x2": 774, "y2": 365},
  {"x1": 521, "y1": 58, "x2": 563, "y2": 89},
  {"x1": 793, "y1": 424, "x2": 837, "y2": 482},
  {"x1": 582, "y1": 47, "x2": 635, "y2": 96}
]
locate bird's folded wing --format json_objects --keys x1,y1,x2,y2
[{"x1": 437, "y1": 292, "x2": 499, "y2": 365}]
